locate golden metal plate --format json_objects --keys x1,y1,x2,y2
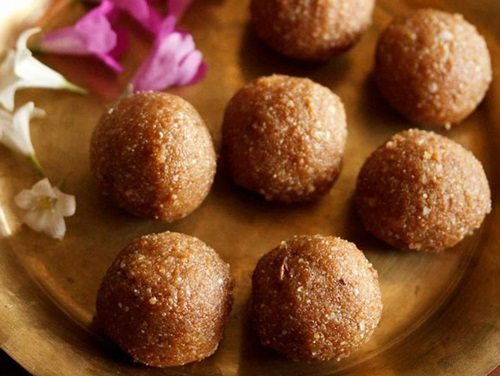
[{"x1": 0, "y1": 0, "x2": 498, "y2": 374}]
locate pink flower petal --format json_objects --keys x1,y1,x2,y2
[
  {"x1": 132, "y1": 34, "x2": 182, "y2": 91},
  {"x1": 39, "y1": 27, "x2": 88, "y2": 55},
  {"x1": 108, "y1": 0, "x2": 163, "y2": 33},
  {"x1": 190, "y1": 60, "x2": 207, "y2": 84},
  {"x1": 110, "y1": 0, "x2": 149, "y2": 21},
  {"x1": 157, "y1": 15, "x2": 177, "y2": 39},
  {"x1": 109, "y1": 25, "x2": 129, "y2": 59},
  {"x1": 131, "y1": 16, "x2": 207, "y2": 92},
  {"x1": 76, "y1": 3, "x2": 117, "y2": 54},
  {"x1": 40, "y1": 0, "x2": 124, "y2": 72},
  {"x1": 168, "y1": 0, "x2": 193, "y2": 20},
  {"x1": 98, "y1": 53, "x2": 123, "y2": 72},
  {"x1": 176, "y1": 50, "x2": 206, "y2": 85}
]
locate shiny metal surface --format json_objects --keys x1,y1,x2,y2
[{"x1": 0, "y1": 0, "x2": 498, "y2": 375}]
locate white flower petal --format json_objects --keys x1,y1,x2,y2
[
  {"x1": 16, "y1": 28, "x2": 41, "y2": 52},
  {"x1": 0, "y1": 50, "x2": 16, "y2": 78},
  {"x1": 6, "y1": 102, "x2": 37, "y2": 155},
  {"x1": 14, "y1": 189, "x2": 37, "y2": 210},
  {"x1": 0, "y1": 84, "x2": 18, "y2": 112},
  {"x1": 0, "y1": 40, "x2": 22, "y2": 111},
  {"x1": 0, "y1": 102, "x2": 32, "y2": 155},
  {"x1": 0, "y1": 108, "x2": 11, "y2": 122},
  {"x1": 0, "y1": 108, "x2": 11, "y2": 139},
  {"x1": 32, "y1": 107, "x2": 46, "y2": 119},
  {"x1": 0, "y1": 27, "x2": 84, "y2": 111},
  {"x1": 0, "y1": 126, "x2": 26, "y2": 155},
  {"x1": 54, "y1": 189, "x2": 76, "y2": 217},
  {"x1": 16, "y1": 178, "x2": 75, "y2": 239},
  {"x1": 31, "y1": 178, "x2": 56, "y2": 198},
  {"x1": 16, "y1": 55, "x2": 68, "y2": 90},
  {"x1": 14, "y1": 28, "x2": 70, "y2": 90},
  {"x1": 23, "y1": 208, "x2": 47, "y2": 233},
  {"x1": 0, "y1": 50, "x2": 15, "y2": 77},
  {"x1": 45, "y1": 214, "x2": 66, "y2": 240},
  {"x1": 0, "y1": 53, "x2": 20, "y2": 112},
  {"x1": 0, "y1": 102, "x2": 41, "y2": 164}
]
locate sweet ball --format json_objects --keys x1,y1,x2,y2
[
  {"x1": 355, "y1": 129, "x2": 491, "y2": 252},
  {"x1": 95, "y1": 231, "x2": 233, "y2": 367},
  {"x1": 375, "y1": 9, "x2": 492, "y2": 128},
  {"x1": 250, "y1": 0, "x2": 375, "y2": 61},
  {"x1": 252, "y1": 235, "x2": 382, "y2": 361},
  {"x1": 90, "y1": 92, "x2": 216, "y2": 221},
  {"x1": 222, "y1": 75, "x2": 347, "y2": 203}
]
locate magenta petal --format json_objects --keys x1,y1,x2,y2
[
  {"x1": 104, "y1": 3, "x2": 120, "y2": 23},
  {"x1": 99, "y1": 53, "x2": 124, "y2": 72},
  {"x1": 110, "y1": 26, "x2": 129, "y2": 58},
  {"x1": 40, "y1": 0, "x2": 123, "y2": 72},
  {"x1": 108, "y1": 0, "x2": 162, "y2": 33},
  {"x1": 179, "y1": 50, "x2": 208, "y2": 85},
  {"x1": 93, "y1": 0, "x2": 115, "y2": 16},
  {"x1": 189, "y1": 60, "x2": 207, "y2": 85},
  {"x1": 146, "y1": 8, "x2": 164, "y2": 34},
  {"x1": 132, "y1": 35, "x2": 181, "y2": 91},
  {"x1": 76, "y1": 6, "x2": 117, "y2": 54},
  {"x1": 131, "y1": 19, "x2": 206, "y2": 92},
  {"x1": 157, "y1": 16, "x2": 177, "y2": 40},
  {"x1": 109, "y1": 0, "x2": 149, "y2": 20},
  {"x1": 175, "y1": 49, "x2": 202, "y2": 85},
  {"x1": 40, "y1": 27, "x2": 88, "y2": 55},
  {"x1": 167, "y1": 0, "x2": 193, "y2": 20},
  {"x1": 163, "y1": 33, "x2": 196, "y2": 62}
]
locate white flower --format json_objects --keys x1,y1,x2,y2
[
  {"x1": 0, "y1": 101, "x2": 45, "y2": 175},
  {"x1": 0, "y1": 101, "x2": 45, "y2": 154},
  {"x1": 0, "y1": 27, "x2": 85, "y2": 111},
  {"x1": 14, "y1": 178, "x2": 76, "y2": 239}
]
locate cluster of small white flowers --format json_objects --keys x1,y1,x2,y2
[{"x1": 0, "y1": 28, "x2": 84, "y2": 239}]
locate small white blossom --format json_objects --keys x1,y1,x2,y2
[
  {"x1": 14, "y1": 178, "x2": 76, "y2": 239},
  {"x1": 0, "y1": 27, "x2": 85, "y2": 111},
  {"x1": 0, "y1": 101, "x2": 45, "y2": 155}
]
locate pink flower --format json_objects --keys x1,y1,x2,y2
[
  {"x1": 131, "y1": 16, "x2": 207, "y2": 92},
  {"x1": 168, "y1": 0, "x2": 193, "y2": 19},
  {"x1": 108, "y1": 0, "x2": 162, "y2": 33},
  {"x1": 40, "y1": 1, "x2": 125, "y2": 72}
]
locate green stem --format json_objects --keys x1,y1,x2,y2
[
  {"x1": 63, "y1": 81, "x2": 88, "y2": 95},
  {"x1": 27, "y1": 154, "x2": 45, "y2": 177},
  {"x1": 120, "y1": 84, "x2": 134, "y2": 100},
  {"x1": 30, "y1": 43, "x2": 45, "y2": 55},
  {"x1": 55, "y1": 177, "x2": 66, "y2": 189}
]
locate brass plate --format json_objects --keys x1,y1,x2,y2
[{"x1": 0, "y1": 0, "x2": 498, "y2": 375}]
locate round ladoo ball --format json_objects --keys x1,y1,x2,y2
[
  {"x1": 355, "y1": 129, "x2": 491, "y2": 252},
  {"x1": 375, "y1": 9, "x2": 492, "y2": 128},
  {"x1": 250, "y1": 0, "x2": 375, "y2": 61},
  {"x1": 222, "y1": 75, "x2": 347, "y2": 203},
  {"x1": 252, "y1": 235, "x2": 382, "y2": 362},
  {"x1": 90, "y1": 92, "x2": 216, "y2": 222},
  {"x1": 96, "y1": 232, "x2": 233, "y2": 367}
]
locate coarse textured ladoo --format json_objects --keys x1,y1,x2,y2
[
  {"x1": 250, "y1": 0, "x2": 375, "y2": 61},
  {"x1": 90, "y1": 92, "x2": 216, "y2": 221},
  {"x1": 355, "y1": 129, "x2": 491, "y2": 252},
  {"x1": 222, "y1": 75, "x2": 347, "y2": 203},
  {"x1": 252, "y1": 235, "x2": 382, "y2": 362},
  {"x1": 375, "y1": 8, "x2": 492, "y2": 128},
  {"x1": 95, "y1": 232, "x2": 233, "y2": 367}
]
